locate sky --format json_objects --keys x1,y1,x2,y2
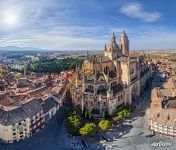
[{"x1": 0, "y1": 0, "x2": 175, "y2": 50}]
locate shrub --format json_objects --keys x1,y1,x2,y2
[
  {"x1": 116, "y1": 105, "x2": 132, "y2": 121},
  {"x1": 79, "y1": 123, "x2": 96, "y2": 136},
  {"x1": 66, "y1": 109, "x2": 81, "y2": 135},
  {"x1": 98, "y1": 119, "x2": 111, "y2": 132}
]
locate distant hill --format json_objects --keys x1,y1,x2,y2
[{"x1": 0, "y1": 46, "x2": 43, "y2": 51}]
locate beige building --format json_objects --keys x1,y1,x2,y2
[
  {"x1": 0, "y1": 99, "x2": 44, "y2": 143},
  {"x1": 149, "y1": 77, "x2": 176, "y2": 138},
  {"x1": 70, "y1": 31, "x2": 152, "y2": 117}
]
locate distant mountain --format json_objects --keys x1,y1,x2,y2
[{"x1": 0, "y1": 46, "x2": 43, "y2": 51}]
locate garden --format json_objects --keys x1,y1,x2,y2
[
  {"x1": 66, "y1": 108, "x2": 112, "y2": 137},
  {"x1": 66, "y1": 105, "x2": 133, "y2": 137}
]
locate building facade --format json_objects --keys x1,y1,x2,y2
[
  {"x1": 0, "y1": 99, "x2": 44, "y2": 143},
  {"x1": 70, "y1": 31, "x2": 152, "y2": 117},
  {"x1": 149, "y1": 77, "x2": 176, "y2": 138}
]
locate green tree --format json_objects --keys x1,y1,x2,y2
[
  {"x1": 66, "y1": 110, "x2": 81, "y2": 135},
  {"x1": 98, "y1": 119, "x2": 112, "y2": 132},
  {"x1": 27, "y1": 57, "x2": 84, "y2": 73},
  {"x1": 79, "y1": 123, "x2": 96, "y2": 136},
  {"x1": 102, "y1": 110, "x2": 108, "y2": 119},
  {"x1": 85, "y1": 110, "x2": 88, "y2": 118},
  {"x1": 15, "y1": 73, "x2": 22, "y2": 79},
  {"x1": 0, "y1": 67, "x2": 7, "y2": 75},
  {"x1": 116, "y1": 105, "x2": 132, "y2": 121},
  {"x1": 88, "y1": 111, "x2": 92, "y2": 119}
]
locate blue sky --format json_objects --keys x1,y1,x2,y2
[{"x1": 0, "y1": 0, "x2": 175, "y2": 50}]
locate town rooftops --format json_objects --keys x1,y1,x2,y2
[{"x1": 149, "y1": 77, "x2": 176, "y2": 128}]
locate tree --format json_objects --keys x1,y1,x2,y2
[
  {"x1": 79, "y1": 123, "x2": 96, "y2": 136},
  {"x1": 85, "y1": 110, "x2": 88, "y2": 118},
  {"x1": 0, "y1": 67, "x2": 7, "y2": 75},
  {"x1": 116, "y1": 105, "x2": 132, "y2": 121},
  {"x1": 98, "y1": 119, "x2": 112, "y2": 132},
  {"x1": 88, "y1": 111, "x2": 92, "y2": 119},
  {"x1": 102, "y1": 110, "x2": 108, "y2": 119},
  {"x1": 67, "y1": 110, "x2": 81, "y2": 135},
  {"x1": 15, "y1": 73, "x2": 22, "y2": 79},
  {"x1": 27, "y1": 57, "x2": 84, "y2": 73}
]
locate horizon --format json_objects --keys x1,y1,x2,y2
[{"x1": 0, "y1": 0, "x2": 176, "y2": 50}]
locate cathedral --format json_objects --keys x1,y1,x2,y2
[{"x1": 70, "y1": 31, "x2": 152, "y2": 117}]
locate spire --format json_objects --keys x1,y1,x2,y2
[
  {"x1": 111, "y1": 32, "x2": 117, "y2": 48},
  {"x1": 104, "y1": 44, "x2": 107, "y2": 51},
  {"x1": 121, "y1": 30, "x2": 128, "y2": 38},
  {"x1": 86, "y1": 50, "x2": 89, "y2": 59},
  {"x1": 112, "y1": 32, "x2": 116, "y2": 42}
]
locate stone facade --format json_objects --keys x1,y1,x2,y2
[{"x1": 70, "y1": 31, "x2": 152, "y2": 117}]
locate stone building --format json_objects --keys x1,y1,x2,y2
[
  {"x1": 0, "y1": 99, "x2": 44, "y2": 143},
  {"x1": 70, "y1": 31, "x2": 152, "y2": 117},
  {"x1": 149, "y1": 77, "x2": 176, "y2": 138}
]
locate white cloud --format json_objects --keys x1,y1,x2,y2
[
  {"x1": 120, "y1": 2, "x2": 161, "y2": 22},
  {"x1": 0, "y1": 25, "x2": 108, "y2": 50},
  {"x1": 130, "y1": 27, "x2": 176, "y2": 50}
]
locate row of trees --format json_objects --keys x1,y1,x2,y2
[
  {"x1": 66, "y1": 109, "x2": 81, "y2": 135},
  {"x1": 79, "y1": 119, "x2": 112, "y2": 137},
  {"x1": 66, "y1": 109, "x2": 112, "y2": 137},
  {"x1": 66, "y1": 104, "x2": 133, "y2": 137},
  {"x1": 27, "y1": 58, "x2": 84, "y2": 73}
]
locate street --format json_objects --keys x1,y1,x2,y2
[{"x1": 1, "y1": 73, "x2": 176, "y2": 150}]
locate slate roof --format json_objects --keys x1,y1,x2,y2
[
  {"x1": 22, "y1": 99, "x2": 43, "y2": 118},
  {"x1": 111, "y1": 84, "x2": 123, "y2": 95},
  {"x1": 43, "y1": 97, "x2": 57, "y2": 114},
  {"x1": 0, "y1": 107, "x2": 28, "y2": 126},
  {"x1": 0, "y1": 99, "x2": 43, "y2": 126}
]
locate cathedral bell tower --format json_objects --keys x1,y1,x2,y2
[
  {"x1": 119, "y1": 30, "x2": 129, "y2": 57},
  {"x1": 104, "y1": 32, "x2": 122, "y2": 60}
]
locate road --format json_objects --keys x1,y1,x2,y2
[{"x1": 88, "y1": 73, "x2": 176, "y2": 150}]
